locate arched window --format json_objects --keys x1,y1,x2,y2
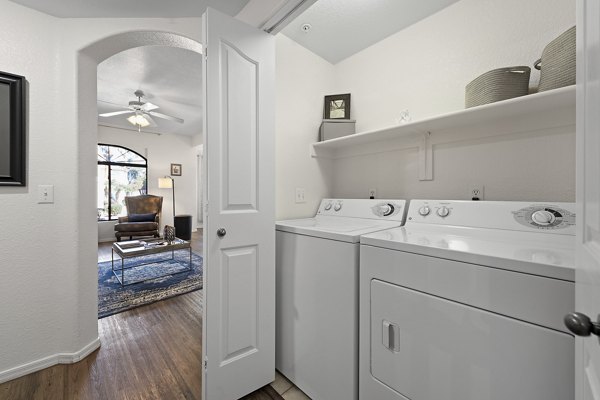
[{"x1": 97, "y1": 144, "x2": 148, "y2": 221}]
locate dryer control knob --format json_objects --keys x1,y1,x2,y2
[
  {"x1": 437, "y1": 206, "x2": 450, "y2": 218},
  {"x1": 334, "y1": 203, "x2": 342, "y2": 211},
  {"x1": 532, "y1": 210, "x2": 555, "y2": 226},
  {"x1": 380, "y1": 204, "x2": 394, "y2": 216},
  {"x1": 418, "y1": 206, "x2": 430, "y2": 216},
  {"x1": 324, "y1": 202, "x2": 332, "y2": 211}
]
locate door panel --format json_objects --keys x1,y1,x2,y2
[
  {"x1": 221, "y1": 42, "x2": 258, "y2": 211},
  {"x1": 220, "y1": 246, "x2": 258, "y2": 364},
  {"x1": 576, "y1": 1, "x2": 600, "y2": 399},
  {"x1": 202, "y1": 7, "x2": 275, "y2": 400}
]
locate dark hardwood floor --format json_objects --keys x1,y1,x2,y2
[
  {"x1": 0, "y1": 230, "x2": 290, "y2": 400},
  {"x1": 0, "y1": 290, "x2": 204, "y2": 400}
]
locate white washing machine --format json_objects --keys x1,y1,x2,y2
[
  {"x1": 359, "y1": 200, "x2": 576, "y2": 400},
  {"x1": 276, "y1": 198, "x2": 408, "y2": 400}
]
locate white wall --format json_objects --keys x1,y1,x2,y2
[
  {"x1": 0, "y1": 0, "x2": 203, "y2": 381},
  {"x1": 328, "y1": 0, "x2": 576, "y2": 202},
  {"x1": 97, "y1": 126, "x2": 200, "y2": 242},
  {"x1": 0, "y1": 0, "x2": 578, "y2": 383},
  {"x1": 332, "y1": 127, "x2": 576, "y2": 202},
  {"x1": 0, "y1": 1, "x2": 74, "y2": 382},
  {"x1": 334, "y1": 0, "x2": 575, "y2": 132},
  {"x1": 275, "y1": 34, "x2": 336, "y2": 219}
]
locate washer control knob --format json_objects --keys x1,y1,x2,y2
[
  {"x1": 334, "y1": 202, "x2": 342, "y2": 211},
  {"x1": 324, "y1": 202, "x2": 332, "y2": 211},
  {"x1": 532, "y1": 210, "x2": 555, "y2": 226},
  {"x1": 418, "y1": 206, "x2": 431, "y2": 216},
  {"x1": 437, "y1": 206, "x2": 450, "y2": 218}
]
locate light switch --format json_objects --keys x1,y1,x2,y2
[{"x1": 38, "y1": 185, "x2": 54, "y2": 204}]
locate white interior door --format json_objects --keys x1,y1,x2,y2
[
  {"x1": 573, "y1": 1, "x2": 600, "y2": 399},
  {"x1": 201, "y1": 7, "x2": 275, "y2": 400}
]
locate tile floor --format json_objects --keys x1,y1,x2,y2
[{"x1": 270, "y1": 371, "x2": 311, "y2": 400}]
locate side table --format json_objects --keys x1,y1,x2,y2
[{"x1": 174, "y1": 214, "x2": 193, "y2": 240}]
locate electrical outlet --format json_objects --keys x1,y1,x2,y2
[
  {"x1": 295, "y1": 187, "x2": 306, "y2": 203},
  {"x1": 369, "y1": 188, "x2": 377, "y2": 199},
  {"x1": 469, "y1": 185, "x2": 484, "y2": 201}
]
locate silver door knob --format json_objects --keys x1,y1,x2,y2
[
  {"x1": 564, "y1": 312, "x2": 600, "y2": 337},
  {"x1": 217, "y1": 228, "x2": 226, "y2": 238}
]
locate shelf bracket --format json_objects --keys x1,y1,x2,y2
[{"x1": 418, "y1": 131, "x2": 433, "y2": 181}]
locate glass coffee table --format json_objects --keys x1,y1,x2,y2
[{"x1": 111, "y1": 238, "x2": 192, "y2": 286}]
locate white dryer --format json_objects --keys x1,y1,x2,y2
[
  {"x1": 276, "y1": 198, "x2": 408, "y2": 400},
  {"x1": 359, "y1": 200, "x2": 576, "y2": 400}
]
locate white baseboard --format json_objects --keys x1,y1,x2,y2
[{"x1": 0, "y1": 337, "x2": 101, "y2": 384}]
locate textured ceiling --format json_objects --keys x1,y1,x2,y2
[
  {"x1": 8, "y1": 0, "x2": 248, "y2": 17},
  {"x1": 97, "y1": 46, "x2": 203, "y2": 137},
  {"x1": 282, "y1": 0, "x2": 459, "y2": 64}
]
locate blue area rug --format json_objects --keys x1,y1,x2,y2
[{"x1": 98, "y1": 251, "x2": 203, "y2": 319}]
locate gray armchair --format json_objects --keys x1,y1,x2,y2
[{"x1": 114, "y1": 195, "x2": 163, "y2": 242}]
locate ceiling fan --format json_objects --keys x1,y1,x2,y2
[{"x1": 98, "y1": 90, "x2": 184, "y2": 131}]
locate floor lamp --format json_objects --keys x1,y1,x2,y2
[{"x1": 158, "y1": 176, "x2": 175, "y2": 221}]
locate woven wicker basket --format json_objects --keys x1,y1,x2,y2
[
  {"x1": 465, "y1": 66, "x2": 531, "y2": 108},
  {"x1": 534, "y1": 26, "x2": 576, "y2": 92}
]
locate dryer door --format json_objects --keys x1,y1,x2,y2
[{"x1": 370, "y1": 279, "x2": 574, "y2": 400}]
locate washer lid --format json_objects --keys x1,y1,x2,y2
[
  {"x1": 276, "y1": 216, "x2": 403, "y2": 243},
  {"x1": 361, "y1": 225, "x2": 575, "y2": 281}
]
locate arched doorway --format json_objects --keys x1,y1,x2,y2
[{"x1": 76, "y1": 29, "x2": 203, "y2": 345}]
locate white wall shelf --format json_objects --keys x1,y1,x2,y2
[{"x1": 311, "y1": 86, "x2": 576, "y2": 164}]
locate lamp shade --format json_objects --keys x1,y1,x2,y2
[
  {"x1": 127, "y1": 114, "x2": 150, "y2": 128},
  {"x1": 158, "y1": 177, "x2": 173, "y2": 189}
]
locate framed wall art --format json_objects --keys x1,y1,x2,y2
[
  {"x1": 323, "y1": 93, "x2": 351, "y2": 119},
  {"x1": 0, "y1": 71, "x2": 26, "y2": 186},
  {"x1": 171, "y1": 163, "x2": 182, "y2": 176}
]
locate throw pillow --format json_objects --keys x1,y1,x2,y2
[{"x1": 129, "y1": 213, "x2": 156, "y2": 222}]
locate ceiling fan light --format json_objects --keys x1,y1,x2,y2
[{"x1": 127, "y1": 114, "x2": 150, "y2": 128}]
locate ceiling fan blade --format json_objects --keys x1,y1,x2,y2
[
  {"x1": 141, "y1": 102, "x2": 159, "y2": 112},
  {"x1": 98, "y1": 99, "x2": 131, "y2": 108},
  {"x1": 147, "y1": 111, "x2": 184, "y2": 124},
  {"x1": 99, "y1": 110, "x2": 135, "y2": 117},
  {"x1": 144, "y1": 114, "x2": 159, "y2": 127}
]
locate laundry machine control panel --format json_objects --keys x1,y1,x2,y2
[
  {"x1": 408, "y1": 201, "x2": 456, "y2": 221},
  {"x1": 406, "y1": 200, "x2": 576, "y2": 235},
  {"x1": 513, "y1": 205, "x2": 576, "y2": 230},
  {"x1": 317, "y1": 199, "x2": 407, "y2": 221}
]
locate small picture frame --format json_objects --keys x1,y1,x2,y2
[
  {"x1": 170, "y1": 163, "x2": 182, "y2": 176},
  {"x1": 323, "y1": 93, "x2": 351, "y2": 119}
]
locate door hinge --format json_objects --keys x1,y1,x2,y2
[{"x1": 204, "y1": 357, "x2": 208, "y2": 371}]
